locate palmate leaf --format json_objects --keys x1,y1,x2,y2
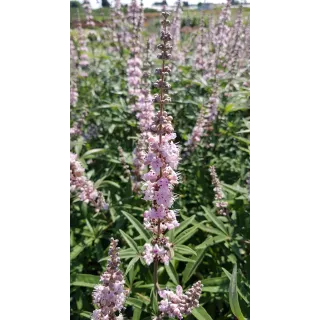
[
  {"x1": 191, "y1": 305, "x2": 213, "y2": 320},
  {"x1": 228, "y1": 264, "x2": 246, "y2": 320},
  {"x1": 182, "y1": 248, "x2": 206, "y2": 285},
  {"x1": 122, "y1": 211, "x2": 151, "y2": 242}
]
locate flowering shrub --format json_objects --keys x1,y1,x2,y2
[{"x1": 70, "y1": 2, "x2": 250, "y2": 320}]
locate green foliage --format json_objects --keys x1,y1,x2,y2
[{"x1": 70, "y1": 21, "x2": 249, "y2": 319}]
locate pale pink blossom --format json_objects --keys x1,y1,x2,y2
[{"x1": 92, "y1": 239, "x2": 129, "y2": 320}]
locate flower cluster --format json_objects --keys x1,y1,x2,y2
[
  {"x1": 109, "y1": 0, "x2": 126, "y2": 53},
  {"x1": 127, "y1": 0, "x2": 144, "y2": 96},
  {"x1": 70, "y1": 153, "x2": 108, "y2": 212},
  {"x1": 157, "y1": 281, "x2": 203, "y2": 319},
  {"x1": 70, "y1": 80, "x2": 78, "y2": 107},
  {"x1": 226, "y1": 6, "x2": 245, "y2": 77},
  {"x1": 207, "y1": 91, "x2": 220, "y2": 122},
  {"x1": 70, "y1": 110, "x2": 87, "y2": 139},
  {"x1": 185, "y1": 109, "x2": 207, "y2": 151},
  {"x1": 132, "y1": 133, "x2": 147, "y2": 192},
  {"x1": 70, "y1": 38, "x2": 78, "y2": 67},
  {"x1": 92, "y1": 238, "x2": 129, "y2": 320},
  {"x1": 209, "y1": 166, "x2": 228, "y2": 215},
  {"x1": 170, "y1": 0, "x2": 184, "y2": 63},
  {"x1": 77, "y1": 15, "x2": 89, "y2": 77},
  {"x1": 187, "y1": 1, "x2": 236, "y2": 152},
  {"x1": 131, "y1": 41, "x2": 155, "y2": 192},
  {"x1": 142, "y1": 11, "x2": 180, "y2": 267},
  {"x1": 213, "y1": 0, "x2": 231, "y2": 59},
  {"x1": 131, "y1": 41, "x2": 155, "y2": 132},
  {"x1": 83, "y1": 0, "x2": 95, "y2": 27},
  {"x1": 194, "y1": 15, "x2": 208, "y2": 72}
]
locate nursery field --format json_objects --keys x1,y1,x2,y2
[{"x1": 70, "y1": 1, "x2": 250, "y2": 319}]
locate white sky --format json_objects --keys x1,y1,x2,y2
[{"x1": 86, "y1": 0, "x2": 250, "y2": 9}]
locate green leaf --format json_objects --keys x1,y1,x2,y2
[
  {"x1": 120, "y1": 230, "x2": 140, "y2": 253},
  {"x1": 202, "y1": 276, "x2": 229, "y2": 287},
  {"x1": 150, "y1": 288, "x2": 158, "y2": 314},
  {"x1": 174, "y1": 244, "x2": 197, "y2": 256},
  {"x1": 194, "y1": 223, "x2": 227, "y2": 236},
  {"x1": 182, "y1": 248, "x2": 206, "y2": 284},
  {"x1": 80, "y1": 311, "x2": 92, "y2": 319},
  {"x1": 201, "y1": 206, "x2": 228, "y2": 235},
  {"x1": 70, "y1": 238, "x2": 94, "y2": 260},
  {"x1": 175, "y1": 215, "x2": 196, "y2": 236},
  {"x1": 126, "y1": 297, "x2": 145, "y2": 309},
  {"x1": 196, "y1": 235, "x2": 230, "y2": 249},
  {"x1": 133, "y1": 307, "x2": 142, "y2": 320},
  {"x1": 221, "y1": 183, "x2": 248, "y2": 195},
  {"x1": 222, "y1": 268, "x2": 249, "y2": 304},
  {"x1": 71, "y1": 274, "x2": 99, "y2": 288},
  {"x1": 173, "y1": 252, "x2": 196, "y2": 263},
  {"x1": 122, "y1": 211, "x2": 151, "y2": 242},
  {"x1": 165, "y1": 262, "x2": 179, "y2": 285},
  {"x1": 125, "y1": 256, "x2": 140, "y2": 275},
  {"x1": 228, "y1": 264, "x2": 246, "y2": 320},
  {"x1": 175, "y1": 226, "x2": 198, "y2": 245},
  {"x1": 191, "y1": 305, "x2": 213, "y2": 320},
  {"x1": 202, "y1": 286, "x2": 228, "y2": 293},
  {"x1": 85, "y1": 219, "x2": 95, "y2": 236},
  {"x1": 231, "y1": 135, "x2": 250, "y2": 145},
  {"x1": 82, "y1": 148, "x2": 105, "y2": 158},
  {"x1": 103, "y1": 180, "x2": 121, "y2": 189}
]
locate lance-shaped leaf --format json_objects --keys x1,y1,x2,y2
[
  {"x1": 174, "y1": 244, "x2": 197, "y2": 256},
  {"x1": 174, "y1": 252, "x2": 196, "y2": 263},
  {"x1": 125, "y1": 256, "x2": 140, "y2": 275},
  {"x1": 165, "y1": 261, "x2": 179, "y2": 285},
  {"x1": 175, "y1": 215, "x2": 196, "y2": 236},
  {"x1": 71, "y1": 274, "x2": 100, "y2": 288},
  {"x1": 201, "y1": 206, "x2": 228, "y2": 235},
  {"x1": 222, "y1": 267, "x2": 250, "y2": 304},
  {"x1": 196, "y1": 235, "x2": 230, "y2": 249},
  {"x1": 228, "y1": 264, "x2": 246, "y2": 320},
  {"x1": 122, "y1": 211, "x2": 151, "y2": 242},
  {"x1": 191, "y1": 305, "x2": 213, "y2": 320},
  {"x1": 120, "y1": 230, "x2": 140, "y2": 253},
  {"x1": 182, "y1": 248, "x2": 206, "y2": 285},
  {"x1": 175, "y1": 226, "x2": 198, "y2": 245}
]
